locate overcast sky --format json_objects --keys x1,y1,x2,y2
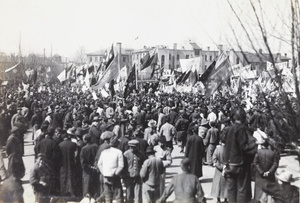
[{"x1": 0, "y1": 0, "x2": 291, "y2": 59}]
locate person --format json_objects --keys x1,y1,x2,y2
[
  {"x1": 140, "y1": 146, "x2": 164, "y2": 203},
  {"x1": 144, "y1": 119, "x2": 157, "y2": 144},
  {"x1": 0, "y1": 170, "x2": 24, "y2": 203},
  {"x1": 175, "y1": 111, "x2": 189, "y2": 153},
  {"x1": 204, "y1": 121, "x2": 219, "y2": 166},
  {"x1": 30, "y1": 153, "x2": 51, "y2": 203},
  {"x1": 224, "y1": 107, "x2": 257, "y2": 203},
  {"x1": 159, "y1": 116, "x2": 176, "y2": 152},
  {"x1": 253, "y1": 140, "x2": 278, "y2": 202},
  {"x1": 123, "y1": 139, "x2": 146, "y2": 203},
  {"x1": 157, "y1": 158, "x2": 206, "y2": 203},
  {"x1": 58, "y1": 127, "x2": 78, "y2": 198},
  {"x1": 80, "y1": 133, "x2": 99, "y2": 200},
  {"x1": 35, "y1": 128, "x2": 61, "y2": 196},
  {"x1": 262, "y1": 170, "x2": 299, "y2": 203},
  {"x1": 0, "y1": 145, "x2": 7, "y2": 182},
  {"x1": 97, "y1": 132, "x2": 124, "y2": 203},
  {"x1": 153, "y1": 136, "x2": 172, "y2": 195},
  {"x1": 185, "y1": 126, "x2": 205, "y2": 178},
  {"x1": 211, "y1": 138, "x2": 228, "y2": 203},
  {"x1": 89, "y1": 116, "x2": 102, "y2": 145},
  {"x1": 6, "y1": 126, "x2": 25, "y2": 180}
]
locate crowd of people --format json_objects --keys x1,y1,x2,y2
[{"x1": 0, "y1": 82, "x2": 299, "y2": 203}]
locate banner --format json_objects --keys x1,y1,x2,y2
[{"x1": 179, "y1": 57, "x2": 203, "y2": 74}]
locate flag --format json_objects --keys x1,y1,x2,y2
[
  {"x1": 179, "y1": 57, "x2": 203, "y2": 74},
  {"x1": 176, "y1": 70, "x2": 191, "y2": 85},
  {"x1": 200, "y1": 52, "x2": 231, "y2": 96},
  {"x1": 105, "y1": 44, "x2": 114, "y2": 70},
  {"x1": 92, "y1": 54, "x2": 119, "y2": 89},
  {"x1": 124, "y1": 64, "x2": 136, "y2": 98},
  {"x1": 140, "y1": 47, "x2": 159, "y2": 71},
  {"x1": 57, "y1": 70, "x2": 66, "y2": 83},
  {"x1": 84, "y1": 68, "x2": 91, "y2": 87},
  {"x1": 65, "y1": 63, "x2": 73, "y2": 79},
  {"x1": 5, "y1": 61, "x2": 22, "y2": 73},
  {"x1": 108, "y1": 79, "x2": 115, "y2": 98}
]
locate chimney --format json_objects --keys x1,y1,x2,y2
[
  {"x1": 173, "y1": 43, "x2": 177, "y2": 70},
  {"x1": 117, "y1": 42, "x2": 122, "y2": 73},
  {"x1": 207, "y1": 46, "x2": 210, "y2": 51},
  {"x1": 218, "y1": 44, "x2": 223, "y2": 55},
  {"x1": 173, "y1": 43, "x2": 177, "y2": 50},
  {"x1": 285, "y1": 53, "x2": 287, "y2": 57}
]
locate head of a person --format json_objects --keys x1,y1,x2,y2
[
  {"x1": 233, "y1": 107, "x2": 247, "y2": 123},
  {"x1": 128, "y1": 140, "x2": 139, "y2": 153},
  {"x1": 180, "y1": 158, "x2": 191, "y2": 172}
]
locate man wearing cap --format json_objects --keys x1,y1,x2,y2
[
  {"x1": 80, "y1": 133, "x2": 99, "y2": 199},
  {"x1": 175, "y1": 111, "x2": 189, "y2": 153},
  {"x1": 89, "y1": 116, "x2": 102, "y2": 145},
  {"x1": 140, "y1": 146, "x2": 164, "y2": 203},
  {"x1": 123, "y1": 140, "x2": 146, "y2": 203},
  {"x1": 98, "y1": 131, "x2": 124, "y2": 203},
  {"x1": 262, "y1": 170, "x2": 299, "y2": 203},
  {"x1": 157, "y1": 158, "x2": 206, "y2": 203},
  {"x1": 253, "y1": 140, "x2": 278, "y2": 202},
  {"x1": 10, "y1": 107, "x2": 23, "y2": 128},
  {"x1": 31, "y1": 108, "x2": 43, "y2": 143},
  {"x1": 58, "y1": 127, "x2": 78, "y2": 198},
  {"x1": 203, "y1": 121, "x2": 219, "y2": 166},
  {"x1": 144, "y1": 120, "x2": 157, "y2": 144}
]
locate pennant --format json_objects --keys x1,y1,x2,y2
[
  {"x1": 124, "y1": 64, "x2": 136, "y2": 98},
  {"x1": 92, "y1": 54, "x2": 119, "y2": 89},
  {"x1": 140, "y1": 47, "x2": 159, "y2": 71}
]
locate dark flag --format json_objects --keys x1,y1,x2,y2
[
  {"x1": 199, "y1": 52, "x2": 232, "y2": 96},
  {"x1": 124, "y1": 64, "x2": 136, "y2": 99},
  {"x1": 140, "y1": 47, "x2": 159, "y2": 71},
  {"x1": 176, "y1": 70, "x2": 191, "y2": 85},
  {"x1": 65, "y1": 63, "x2": 73, "y2": 79},
  {"x1": 108, "y1": 79, "x2": 115, "y2": 98},
  {"x1": 105, "y1": 44, "x2": 114, "y2": 70}
]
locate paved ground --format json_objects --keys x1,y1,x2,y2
[{"x1": 2, "y1": 129, "x2": 300, "y2": 202}]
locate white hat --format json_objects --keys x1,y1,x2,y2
[{"x1": 277, "y1": 170, "x2": 294, "y2": 183}]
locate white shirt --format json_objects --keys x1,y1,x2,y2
[{"x1": 98, "y1": 147, "x2": 124, "y2": 177}]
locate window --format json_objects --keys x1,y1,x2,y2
[
  {"x1": 95, "y1": 57, "x2": 98, "y2": 62},
  {"x1": 205, "y1": 65, "x2": 207, "y2": 69},
  {"x1": 177, "y1": 54, "x2": 179, "y2": 60},
  {"x1": 169, "y1": 64, "x2": 171, "y2": 69},
  {"x1": 195, "y1": 50, "x2": 199, "y2": 55},
  {"x1": 210, "y1": 55, "x2": 212, "y2": 61},
  {"x1": 205, "y1": 55, "x2": 207, "y2": 61},
  {"x1": 123, "y1": 57, "x2": 126, "y2": 62},
  {"x1": 186, "y1": 55, "x2": 189, "y2": 59},
  {"x1": 90, "y1": 57, "x2": 92, "y2": 62},
  {"x1": 169, "y1": 54, "x2": 171, "y2": 60},
  {"x1": 161, "y1": 55, "x2": 165, "y2": 67},
  {"x1": 236, "y1": 57, "x2": 240, "y2": 64}
]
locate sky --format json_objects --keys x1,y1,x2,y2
[{"x1": 0, "y1": 0, "x2": 292, "y2": 59}]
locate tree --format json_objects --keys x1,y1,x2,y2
[
  {"x1": 225, "y1": 0, "x2": 300, "y2": 142},
  {"x1": 73, "y1": 46, "x2": 87, "y2": 65}
]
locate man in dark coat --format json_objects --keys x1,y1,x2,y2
[
  {"x1": 58, "y1": 128, "x2": 78, "y2": 198},
  {"x1": 175, "y1": 111, "x2": 189, "y2": 153},
  {"x1": 35, "y1": 128, "x2": 61, "y2": 196},
  {"x1": 80, "y1": 133, "x2": 99, "y2": 199},
  {"x1": 185, "y1": 125, "x2": 205, "y2": 178},
  {"x1": 224, "y1": 107, "x2": 257, "y2": 203},
  {"x1": 6, "y1": 126, "x2": 25, "y2": 180},
  {"x1": 51, "y1": 105, "x2": 63, "y2": 130},
  {"x1": 89, "y1": 116, "x2": 102, "y2": 145}
]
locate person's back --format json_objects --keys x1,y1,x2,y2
[{"x1": 158, "y1": 158, "x2": 206, "y2": 203}]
